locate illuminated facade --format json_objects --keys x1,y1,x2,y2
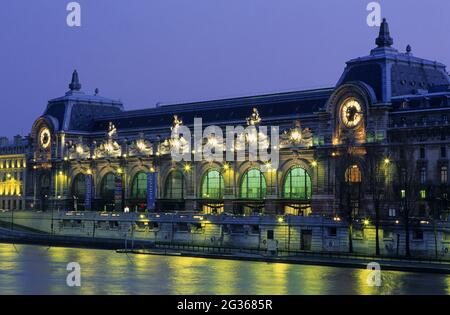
[
  {"x1": 0, "y1": 140, "x2": 29, "y2": 210},
  {"x1": 10, "y1": 20, "x2": 450, "y2": 221}
]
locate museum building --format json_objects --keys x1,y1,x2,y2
[{"x1": 1, "y1": 20, "x2": 449, "y2": 220}]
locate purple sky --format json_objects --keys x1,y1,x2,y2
[{"x1": 0, "y1": 0, "x2": 449, "y2": 138}]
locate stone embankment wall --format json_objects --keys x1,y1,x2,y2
[{"x1": 0, "y1": 211, "x2": 449, "y2": 259}]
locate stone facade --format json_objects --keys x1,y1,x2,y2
[{"x1": 0, "y1": 20, "x2": 449, "y2": 228}]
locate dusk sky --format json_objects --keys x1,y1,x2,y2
[{"x1": 0, "y1": 0, "x2": 449, "y2": 138}]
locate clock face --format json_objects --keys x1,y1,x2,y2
[
  {"x1": 340, "y1": 98, "x2": 363, "y2": 128},
  {"x1": 39, "y1": 128, "x2": 51, "y2": 149}
]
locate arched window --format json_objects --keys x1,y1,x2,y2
[
  {"x1": 201, "y1": 170, "x2": 224, "y2": 199},
  {"x1": 72, "y1": 174, "x2": 86, "y2": 199},
  {"x1": 283, "y1": 167, "x2": 312, "y2": 199},
  {"x1": 164, "y1": 171, "x2": 184, "y2": 199},
  {"x1": 240, "y1": 168, "x2": 266, "y2": 199},
  {"x1": 345, "y1": 165, "x2": 362, "y2": 183},
  {"x1": 131, "y1": 172, "x2": 147, "y2": 199},
  {"x1": 101, "y1": 172, "x2": 116, "y2": 199}
]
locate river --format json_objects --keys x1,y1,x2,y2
[{"x1": 0, "y1": 243, "x2": 448, "y2": 295}]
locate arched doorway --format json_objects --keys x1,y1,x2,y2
[
  {"x1": 200, "y1": 169, "x2": 225, "y2": 214},
  {"x1": 38, "y1": 172, "x2": 51, "y2": 211},
  {"x1": 240, "y1": 168, "x2": 266, "y2": 215},
  {"x1": 344, "y1": 164, "x2": 362, "y2": 217},
  {"x1": 164, "y1": 170, "x2": 184, "y2": 199},
  {"x1": 100, "y1": 172, "x2": 116, "y2": 211},
  {"x1": 72, "y1": 174, "x2": 86, "y2": 211},
  {"x1": 283, "y1": 166, "x2": 312, "y2": 216},
  {"x1": 161, "y1": 170, "x2": 185, "y2": 211},
  {"x1": 130, "y1": 172, "x2": 147, "y2": 212}
]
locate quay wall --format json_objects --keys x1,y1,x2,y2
[{"x1": 1, "y1": 211, "x2": 450, "y2": 259}]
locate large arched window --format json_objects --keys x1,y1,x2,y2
[
  {"x1": 101, "y1": 172, "x2": 116, "y2": 199},
  {"x1": 345, "y1": 165, "x2": 362, "y2": 183},
  {"x1": 201, "y1": 170, "x2": 224, "y2": 199},
  {"x1": 164, "y1": 170, "x2": 184, "y2": 199},
  {"x1": 240, "y1": 168, "x2": 266, "y2": 199},
  {"x1": 72, "y1": 174, "x2": 86, "y2": 199},
  {"x1": 283, "y1": 167, "x2": 312, "y2": 199},
  {"x1": 131, "y1": 172, "x2": 147, "y2": 199}
]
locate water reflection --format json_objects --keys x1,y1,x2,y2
[{"x1": 0, "y1": 244, "x2": 449, "y2": 295}]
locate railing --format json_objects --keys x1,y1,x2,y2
[{"x1": 151, "y1": 241, "x2": 450, "y2": 264}]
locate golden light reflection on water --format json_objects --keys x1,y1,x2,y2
[
  {"x1": 446, "y1": 276, "x2": 450, "y2": 295},
  {"x1": 1, "y1": 244, "x2": 450, "y2": 295}
]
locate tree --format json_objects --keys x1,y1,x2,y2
[
  {"x1": 365, "y1": 144, "x2": 389, "y2": 256},
  {"x1": 337, "y1": 139, "x2": 361, "y2": 254},
  {"x1": 395, "y1": 140, "x2": 421, "y2": 258}
]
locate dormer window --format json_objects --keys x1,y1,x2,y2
[
  {"x1": 442, "y1": 146, "x2": 448, "y2": 159},
  {"x1": 419, "y1": 147, "x2": 426, "y2": 159},
  {"x1": 420, "y1": 116, "x2": 427, "y2": 125}
]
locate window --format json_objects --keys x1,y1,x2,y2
[
  {"x1": 400, "y1": 189, "x2": 406, "y2": 199},
  {"x1": 388, "y1": 208, "x2": 396, "y2": 217},
  {"x1": 383, "y1": 230, "x2": 394, "y2": 240},
  {"x1": 345, "y1": 165, "x2": 362, "y2": 183},
  {"x1": 240, "y1": 168, "x2": 267, "y2": 199},
  {"x1": 201, "y1": 170, "x2": 224, "y2": 199},
  {"x1": 420, "y1": 189, "x2": 427, "y2": 199},
  {"x1": 442, "y1": 146, "x2": 448, "y2": 158},
  {"x1": 352, "y1": 229, "x2": 364, "y2": 240},
  {"x1": 420, "y1": 167, "x2": 427, "y2": 184},
  {"x1": 131, "y1": 172, "x2": 147, "y2": 199},
  {"x1": 400, "y1": 168, "x2": 407, "y2": 184},
  {"x1": 164, "y1": 171, "x2": 184, "y2": 199},
  {"x1": 420, "y1": 147, "x2": 426, "y2": 159},
  {"x1": 267, "y1": 230, "x2": 274, "y2": 240},
  {"x1": 420, "y1": 116, "x2": 427, "y2": 125},
  {"x1": 327, "y1": 227, "x2": 337, "y2": 237},
  {"x1": 441, "y1": 166, "x2": 448, "y2": 184},
  {"x1": 72, "y1": 174, "x2": 86, "y2": 199},
  {"x1": 413, "y1": 230, "x2": 424, "y2": 240},
  {"x1": 443, "y1": 233, "x2": 450, "y2": 242},
  {"x1": 283, "y1": 167, "x2": 312, "y2": 199},
  {"x1": 100, "y1": 173, "x2": 116, "y2": 199}
]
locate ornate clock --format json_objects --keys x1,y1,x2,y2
[
  {"x1": 39, "y1": 127, "x2": 51, "y2": 149},
  {"x1": 340, "y1": 98, "x2": 363, "y2": 128}
]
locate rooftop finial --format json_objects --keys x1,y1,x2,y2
[
  {"x1": 375, "y1": 18, "x2": 393, "y2": 48},
  {"x1": 69, "y1": 70, "x2": 82, "y2": 91},
  {"x1": 406, "y1": 44, "x2": 412, "y2": 54}
]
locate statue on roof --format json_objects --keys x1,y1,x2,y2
[
  {"x1": 246, "y1": 107, "x2": 262, "y2": 126},
  {"x1": 107, "y1": 122, "x2": 117, "y2": 139}
]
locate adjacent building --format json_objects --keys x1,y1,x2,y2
[{"x1": 0, "y1": 136, "x2": 30, "y2": 210}]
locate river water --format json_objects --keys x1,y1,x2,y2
[{"x1": 0, "y1": 243, "x2": 448, "y2": 295}]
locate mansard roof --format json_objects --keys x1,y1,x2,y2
[
  {"x1": 42, "y1": 71, "x2": 124, "y2": 132},
  {"x1": 92, "y1": 88, "x2": 333, "y2": 133},
  {"x1": 38, "y1": 20, "x2": 450, "y2": 135},
  {"x1": 338, "y1": 19, "x2": 450, "y2": 104}
]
